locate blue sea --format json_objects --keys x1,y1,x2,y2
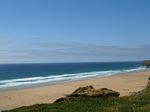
[{"x1": 0, "y1": 62, "x2": 145, "y2": 90}]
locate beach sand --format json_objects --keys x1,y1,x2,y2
[{"x1": 0, "y1": 70, "x2": 150, "y2": 110}]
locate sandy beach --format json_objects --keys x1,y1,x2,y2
[{"x1": 0, "y1": 70, "x2": 150, "y2": 110}]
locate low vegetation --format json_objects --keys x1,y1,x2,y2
[{"x1": 3, "y1": 78, "x2": 150, "y2": 112}]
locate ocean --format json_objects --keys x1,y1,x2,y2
[{"x1": 0, "y1": 62, "x2": 145, "y2": 90}]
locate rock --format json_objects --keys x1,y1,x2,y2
[
  {"x1": 54, "y1": 86, "x2": 120, "y2": 103},
  {"x1": 68, "y1": 87, "x2": 120, "y2": 97},
  {"x1": 68, "y1": 85, "x2": 95, "y2": 97},
  {"x1": 95, "y1": 88, "x2": 120, "y2": 97},
  {"x1": 54, "y1": 97, "x2": 70, "y2": 103},
  {"x1": 142, "y1": 60, "x2": 150, "y2": 68}
]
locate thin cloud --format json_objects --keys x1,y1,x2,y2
[
  {"x1": 0, "y1": 42, "x2": 150, "y2": 63},
  {"x1": 33, "y1": 42, "x2": 150, "y2": 57}
]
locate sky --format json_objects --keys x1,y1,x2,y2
[{"x1": 0, "y1": 0, "x2": 150, "y2": 63}]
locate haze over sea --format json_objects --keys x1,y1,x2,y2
[{"x1": 0, "y1": 61, "x2": 145, "y2": 90}]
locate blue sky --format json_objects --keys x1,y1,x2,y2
[{"x1": 0, "y1": 0, "x2": 150, "y2": 63}]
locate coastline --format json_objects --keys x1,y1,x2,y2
[
  {"x1": 0, "y1": 70, "x2": 150, "y2": 110},
  {"x1": 0, "y1": 66, "x2": 145, "y2": 91}
]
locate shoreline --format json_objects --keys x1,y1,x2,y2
[
  {"x1": 0, "y1": 70, "x2": 150, "y2": 110},
  {"x1": 0, "y1": 67, "x2": 146, "y2": 92}
]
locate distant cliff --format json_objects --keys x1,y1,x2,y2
[{"x1": 142, "y1": 60, "x2": 150, "y2": 68}]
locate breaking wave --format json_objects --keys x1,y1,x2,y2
[{"x1": 0, "y1": 67, "x2": 146, "y2": 90}]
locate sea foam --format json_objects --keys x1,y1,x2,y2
[{"x1": 0, "y1": 67, "x2": 146, "y2": 90}]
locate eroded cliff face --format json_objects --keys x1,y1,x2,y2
[{"x1": 142, "y1": 60, "x2": 150, "y2": 68}]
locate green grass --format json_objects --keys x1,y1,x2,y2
[{"x1": 3, "y1": 79, "x2": 150, "y2": 112}]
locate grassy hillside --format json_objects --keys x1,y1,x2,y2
[{"x1": 3, "y1": 78, "x2": 150, "y2": 112}]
